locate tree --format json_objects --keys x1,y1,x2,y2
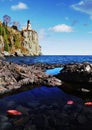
[
  {"x1": 12, "y1": 21, "x2": 20, "y2": 30},
  {"x1": 3, "y1": 15, "x2": 11, "y2": 26},
  {"x1": 4, "y1": 28, "x2": 9, "y2": 51},
  {"x1": 12, "y1": 25, "x2": 18, "y2": 30}
]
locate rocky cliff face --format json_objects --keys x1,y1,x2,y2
[
  {"x1": 0, "y1": 23, "x2": 42, "y2": 57},
  {"x1": 22, "y1": 30, "x2": 41, "y2": 56}
]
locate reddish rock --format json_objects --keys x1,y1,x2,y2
[
  {"x1": 7, "y1": 110, "x2": 22, "y2": 116},
  {"x1": 67, "y1": 100, "x2": 74, "y2": 105}
]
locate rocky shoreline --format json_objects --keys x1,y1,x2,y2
[
  {"x1": 56, "y1": 62, "x2": 92, "y2": 83},
  {"x1": 0, "y1": 60, "x2": 62, "y2": 97},
  {"x1": 56, "y1": 62, "x2": 92, "y2": 98},
  {"x1": 0, "y1": 59, "x2": 92, "y2": 98}
]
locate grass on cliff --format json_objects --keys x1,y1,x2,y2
[{"x1": 0, "y1": 22, "x2": 23, "y2": 53}]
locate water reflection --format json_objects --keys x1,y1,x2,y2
[
  {"x1": 0, "y1": 86, "x2": 82, "y2": 113},
  {"x1": 0, "y1": 86, "x2": 92, "y2": 130}
]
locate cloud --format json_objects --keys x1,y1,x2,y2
[
  {"x1": 49, "y1": 24, "x2": 73, "y2": 32},
  {"x1": 71, "y1": 0, "x2": 92, "y2": 18},
  {"x1": 11, "y1": 2, "x2": 28, "y2": 10}
]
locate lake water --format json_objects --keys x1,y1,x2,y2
[{"x1": 6, "y1": 55, "x2": 92, "y2": 65}]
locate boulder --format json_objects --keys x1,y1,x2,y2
[
  {"x1": 56, "y1": 62, "x2": 92, "y2": 84},
  {"x1": 2, "y1": 51, "x2": 10, "y2": 56},
  {"x1": 15, "y1": 49, "x2": 23, "y2": 56}
]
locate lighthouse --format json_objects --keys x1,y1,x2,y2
[{"x1": 27, "y1": 20, "x2": 32, "y2": 30}]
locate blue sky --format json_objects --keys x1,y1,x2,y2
[{"x1": 0, "y1": 0, "x2": 92, "y2": 55}]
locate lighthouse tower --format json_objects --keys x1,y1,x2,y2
[{"x1": 27, "y1": 20, "x2": 32, "y2": 30}]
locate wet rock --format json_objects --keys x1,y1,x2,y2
[
  {"x1": 7, "y1": 101, "x2": 16, "y2": 109},
  {"x1": 82, "y1": 107, "x2": 92, "y2": 121},
  {"x1": 45, "y1": 77, "x2": 62, "y2": 86},
  {"x1": 39, "y1": 105, "x2": 47, "y2": 110},
  {"x1": 27, "y1": 101, "x2": 41, "y2": 108},
  {"x1": 0, "y1": 115, "x2": 8, "y2": 122},
  {"x1": 16, "y1": 105, "x2": 30, "y2": 115},
  {"x1": 31, "y1": 114, "x2": 45, "y2": 129},
  {"x1": 0, "y1": 122, "x2": 13, "y2": 130},
  {"x1": 24, "y1": 124, "x2": 37, "y2": 130},
  {"x1": 56, "y1": 62, "x2": 92, "y2": 93},
  {"x1": 13, "y1": 116, "x2": 30, "y2": 126},
  {"x1": 56, "y1": 62, "x2": 92, "y2": 83},
  {"x1": 77, "y1": 114, "x2": 88, "y2": 124},
  {"x1": 81, "y1": 88, "x2": 90, "y2": 93}
]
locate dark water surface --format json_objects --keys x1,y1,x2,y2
[
  {"x1": 0, "y1": 86, "x2": 85, "y2": 130},
  {"x1": 6, "y1": 55, "x2": 92, "y2": 64},
  {"x1": 0, "y1": 55, "x2": 92, "y2": 130}
]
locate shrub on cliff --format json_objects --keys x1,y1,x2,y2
[
  {"x1": 3, "y1": 27, "x2": 9, "y2": 51},
  {"x1": 13, "y1": 34, "x2": 21, "y2": 48},
  {"x1": 12, "y1": 25, "x2": 18, "y2": 31}
]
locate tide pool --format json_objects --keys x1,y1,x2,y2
[{"x1": 45, "y1": 67, "x2": 63, "y2": 75}]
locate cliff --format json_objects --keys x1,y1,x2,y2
[
  {"x1": 22, "y1": 30, "x2": 41, "y2": 56},
  {"x1": 0, "y1": 22, "x2": 42, "y2": 57}
]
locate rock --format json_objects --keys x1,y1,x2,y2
[
  {"x1": 55, "y1": 65, "x2": 92, "y2": 107},
  {"x1": 16, "y1": 105, "x2": 30, "y2": 115},
  {"x1": 81, "y1": 88, "x2": 90, "y2": 93},
  {"x1": 6, "y1": 109, "x2": 22, "y2": 116},
  {"x1": 43, "y1": 77, "x2": 62, "y2": 86},
  {"x1": 2, "y1": 51, "x2": 10, "y2": 56},
  {"x1": 22, "y1": 30, "x2": 41, "y2": 56},
  {"x1": 7, "y1": 101, "x2": 16, "y2": 108},
  {"x1": 0, "y1": 122, "x2": 13, "y2": 130},
  {"x1": 0, "y1": 115, "x2": 8, "y2": 122},
  {"x1": 27, "y1": 101, "x2": 40, "y2": 108},
  {"x1": 24, "y1": 124, "x2": 37, "y2": 130},
  {"x1": 15, "y1": 49, "x2": 23, "y2": 56},
  {"x1": 56, "y1": 62, "x2": 92, "y2": 83},
  {"x1": 32, "y1": 114, "x2": 45, "y2": 129},
  {"x1": 0, "y1": 35, "x2": 4, "y2": 54},
  {"x1": 56, "y1": 62, "x2": 92, "y2": 92},
  {"x1": 39, "y1": 105, "x2": 47, "y2": 110},
  {"x1": 0, "y1": 60, "x2": 62, "y2": 97},
  {"x1": 13, "y1": 116, "x2": 30, "y2": 126},
  {"x1": 77, "y1": 114, "x2": 88, "y2": 124}
]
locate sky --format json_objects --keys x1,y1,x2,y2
[{"x1": 0, "y1": 0, "x2": 92, "y2": 55}]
